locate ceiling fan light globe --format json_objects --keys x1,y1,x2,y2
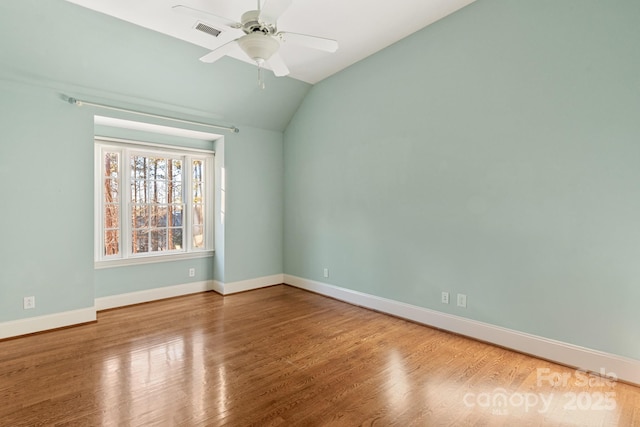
[{"x1": 238, "y1": 33, "x2": 280, "y2": 63}]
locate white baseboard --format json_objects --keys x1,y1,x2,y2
[
  {"x1": 212, "y1": 280, "x2": 225, "y2": 295},
  {"x1": 284, "y1": 274, "x2": 640, "y2": 386},
  {"x1": 95, "y1": 280, "x2": 215, "y2": 311},
  {"x1": 0, "y1": 307, "x2": 96, "y2": 340},
  {"x1": 213, "y1": 274, "x2": 284, "y2": 295},
  {"x1": 1, "y1": 276, "x2": 277, "y2": 339}
]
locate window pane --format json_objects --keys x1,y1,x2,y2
[
  {"x1": 104, "y1": 152, "x2": 118, "y2": 178},
  {"x1": 132, "y1": 205, "x2": 149, "y2": 228},
  {"x1": 104, "y1": 230, "x2": 119, "y2": 256},
  {"x1": 132, "y1": 179, "x2": 148, "y2": 204},
  {"x1": 150, "y1": 180, "x2": 167, "y2": 203},
  {"x1": 192, "y1": 159, "x2": 206, "y2": 250},
  {"x1": 104, "y1": 204, "x2": 119, "y2": 229},
  {"x1": 193, "y1": 182, "x2": 204, "y2": 204},
  {"x1": 132, "y1": 156, "x2": 147, "y2": 179},
  {"x1": 172, "y1": 160, "x2": 182, "y2": 180},
  {"x1": 169, "y1": 228, "x2": 183, "y2": 250},
  {"x1": 170, "y1": 205, "x2": 183, "y2": 227},
  {"x1": 193, "y1": 204, "x2": 204, "y2": 226},
  {"x1": 132, "y1": 231, "x2": 149, "y2": 254},
  {"x1": 171, "y1": 184, "x2": 183, "y2": 203},
  {"x1": 151, "y1": 205, "x2": 167, "y2": 227},
  {"x1": 193, "y1": 224, "x2": 204, "y2": 249},
  {"x1": 193, "y1": 160, "x2": 204, "y2": 199},
  {"x1": 151, "y1": 229, "x2": 167, "y2": 252},
  {"x1": 104, "y1": 179, "x2": 118, "y2": 203},
  {"x1": 193, "y1": 160, "x2": 203, "y2": 181},
  {"x1": 148, "y1": 158, "x2": 166, "y2": 180}
]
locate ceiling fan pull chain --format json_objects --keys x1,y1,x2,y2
[{"x1": 258, "y1": 63, "x2": 266, "y2": 90}]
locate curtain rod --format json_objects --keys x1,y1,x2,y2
[{"x1": 64, "y1": 95, "x2": 240, "y2": 134}]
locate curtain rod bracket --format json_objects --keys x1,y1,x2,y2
[{"x1": 63, "y1": 94, "x2": 239, "y2": 134}]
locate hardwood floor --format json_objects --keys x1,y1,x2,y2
[{"x1": 1, "y1": 285, "x2": 639, "y2": 426}]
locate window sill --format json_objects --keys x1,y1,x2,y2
[{"x1": 95, "y1": 250, "x2": 214, "y2": 269}]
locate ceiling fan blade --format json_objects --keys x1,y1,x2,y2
[
  {"x1": 199, "y1": 40, "x2": 238, "y2": 63},
  {"x1": 172, "y1": 5, "x2": 242, "y2": 29},
  {"x1": 268, "y1": 52, "x2": 290, "y2": 77},
  {"x1": 277, "y1": 32, "x2": 338, "y2": 52},
  {"x1": 259, "y1": 0, "x2": 293, "y2": 24}
]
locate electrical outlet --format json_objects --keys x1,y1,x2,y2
[
  {"x1": 441, "y1": 292, "x2": 449, "y2": 304},
  {"x1": 188, "y1": 268, "x2": 196, "y2": 277},
  {"x1": 457, "y1": 293, "x2": 467, "y2": 308},
  {"x1": 23, "y1": 296, "x2": 35, "y2": 310},
  {"x1": 323, "y1": 268, "x2": 329, "y2": 278}
]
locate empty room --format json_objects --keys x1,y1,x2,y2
[{"x1": 1, "y1": 0, "x2": 639, "y2": 425}]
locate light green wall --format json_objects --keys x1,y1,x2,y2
[
  {"x1": 95, "y1": 258, "x2": 215, "y2": 298},
  {"x1": 213, "y1": 139, "x2": 225, "y2": 283},
  {"x1": 0, "y1": 0, "x2": 296, "y2": 321},
  {"x1": 284, "y1": 0, "x2": 640, "y2": 360},
  {"x1": 0, "y1": 81, "x2": 94, "y2": 321},
  {"x1": 224, "y1": 127, "x2": 284, "y2": 283}
]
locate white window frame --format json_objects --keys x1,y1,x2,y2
[{"x1": 95, "y1": 137, "x2": 214, "y2": 268}]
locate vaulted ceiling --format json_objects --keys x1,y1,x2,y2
[
  {"x1": 0, "y1": 0, "x2": 475, "y2": 131},
  {"x1": 65, "y1": 0, "x2": 475, "y2": 84}
]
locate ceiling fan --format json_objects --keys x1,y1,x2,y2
[{"x1": 173, "y1": 0, "x2": 339, "y2": 87}]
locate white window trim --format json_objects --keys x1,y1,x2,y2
[
  {"x1": 94, "y1": 251, "x2": 214, "y2": 269},
  {"x1": 94, "y1": 138, "x2": 215, "y2": 268}
]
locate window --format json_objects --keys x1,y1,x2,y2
[{"x1": 96, "y1": 139, "x2": 214, "y2": 266}]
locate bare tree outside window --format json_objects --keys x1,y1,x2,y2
[
  {"x1": 130, "y1": 155, "x2": 184, "y2": 254},
  {"x1": 192, "y1": 160, "x2": 205, "y2": 249},
  {"x1": 104, "y1": 152, "x2": 119, "y2": 256}
]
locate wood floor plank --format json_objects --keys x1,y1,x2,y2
[{"x1": 1, "y1": 285, "x2": 638, "y2": 426}]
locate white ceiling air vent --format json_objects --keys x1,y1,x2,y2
[{"x1": 195, "y1": 22, "x2": 222, "y2": 37}]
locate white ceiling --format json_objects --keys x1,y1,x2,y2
[{"x1": 65, "y1": 0, "x2": 475, "y2": 84}]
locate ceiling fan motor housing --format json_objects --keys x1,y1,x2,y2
[{"x1": 241, "y1": 10, "x2": 276, "y2": 35}]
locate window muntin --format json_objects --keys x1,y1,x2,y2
[{"x1": 96, "y1": 140, "x2": 213, "y2": 265}]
